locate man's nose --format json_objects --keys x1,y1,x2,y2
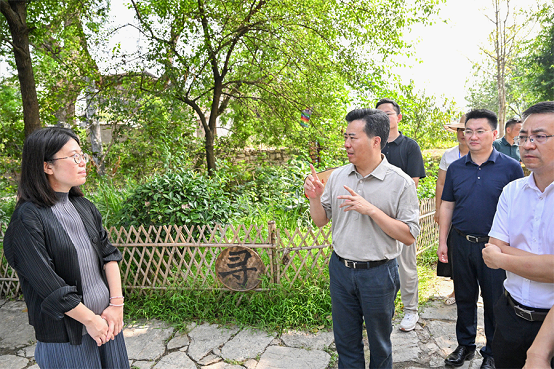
[{"x1": 521, "y1": 139, "x2": 536, "y2": 150}]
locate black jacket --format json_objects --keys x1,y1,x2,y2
[{"x1": 4, "y1": 196, "x2": 122, "y2": 345}]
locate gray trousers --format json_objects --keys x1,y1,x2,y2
[{"x1": 397, "y1": 243, "x2": 419, "y2": 312}]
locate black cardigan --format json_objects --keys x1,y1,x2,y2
[{"x1": 4, "y1": 196, "x2": 122, "y2": 345}]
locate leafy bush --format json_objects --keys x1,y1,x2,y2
[
  {"x1": 215, "y1": 157, "x2": 314, "y2": 230},
  {"x1": 84, "y1": 178, "x2": 135, "y2": 229},
  {"x1": 0, "y1": 196, "x2": 17, "y2": 224},
  {"x1": 417, "y1": 152, "x2": 440, "y2": 199},
  {"x1": 0, "y1": 81, "x2": 25, "y2": 197},
  {"x1": 117, "y1": 170, "x2": 235, "y2": 229}
]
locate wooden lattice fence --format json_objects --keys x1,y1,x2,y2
[{"x1": 0, "y1": 198, "x2": 438, "y2": 298}]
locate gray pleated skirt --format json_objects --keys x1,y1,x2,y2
[{"x1": 35, "y1": 332, "x2": 129, "y2": 369}]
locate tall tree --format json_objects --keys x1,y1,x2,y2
[
  {"x1": 476, "y1": 0, "x2": 543, "y2": 132},
  {"x1": 130, "y1": 0, "x2": 440, "y2": 172},
  {"x1": 0, "y1": 0, "x2": 109, "y2": 136},
  {"x1": 1, "y1": 0, "x2": 156, "y2": 174},
  {"x1": 520, "y1": 3, "x2": 554, "y2": 102},
  {"x1": 466, "y1": 58, "x2": 533, "y2": 119},
  {"x1": 0, "y1": 0, "x2": 40, "y2": 136},
  {"x1": 482, "y1": 0, "x2": 521, "y2": 132}
]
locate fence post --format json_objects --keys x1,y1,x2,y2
[{"x1": 268, "y1": 220, "x2": 278, "y2": 284}]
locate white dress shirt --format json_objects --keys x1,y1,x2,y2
[{"x1": 489, "y1": 173, "x2": 554, "y2": 309}]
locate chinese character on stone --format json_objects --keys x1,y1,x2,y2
[{"x1": 215, "y1": 246, "x2": 264, "y2": 291}]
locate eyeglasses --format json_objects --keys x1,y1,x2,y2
[
  {"x1": 464, "y1": 129, "x2": 491, "y2": 137},
  {"x1": 51, "y1": 153, "x2": 90, "y2": 164},
  {"x1": 514, "y1": 134, "x2": 554, "y2": 145}
]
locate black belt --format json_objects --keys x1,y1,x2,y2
[
  {"x1": 337, "y1": 255, "x2": 389, "y2": 269},
  {"x1": 453, "y1": 227, "x2": 489, "y2": 243},
  {"x1": 504, "y1": 289, "x2": 549, "y2": 322}
]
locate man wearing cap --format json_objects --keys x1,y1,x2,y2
[
  {"x1": 493, "y1": 118, "x2": 522, "y2": 162},
  {"x1": 304, "y1": 108, "x2": 420, "y2": 368},
  {"x1": 438, "y1": 109, "x2": 524, "y2": 369},
  {"x1": 482, "y1": 101, "x2": 554, "y2": 368},
  {"x1": 435, "y1": 115, "x2": 469, "y2": 305},
  {"x1": 376, "y1": 98, "x2": 426, "y2": 332}
]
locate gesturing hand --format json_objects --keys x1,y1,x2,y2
[
  {"x1": 304, "y1": 164, "x2": 325, "y2": 200},
  {"x1": 337, "y1": 185, "x2": 374, "y2": 215}
]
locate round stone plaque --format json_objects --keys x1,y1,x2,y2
[{"x1": 215, "y1": 246, "x2": 264, "y2": 291}]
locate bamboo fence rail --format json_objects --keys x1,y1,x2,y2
[{"x1": 0, "y1": 198, "x2": 437, "y2": 298}]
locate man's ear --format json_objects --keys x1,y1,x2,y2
[
  {"x1": 397, "y1": 113, "x2": 402, "y2": 123},
  {"x1": 374, "y1": 136, "x2": 382, "y2": 148},
  {"x1": 44, "y1": 161, "x2": 53, "y2": 175},
  {"x1": 492, "y1": 129, "x2": 499, "y2": 140}
]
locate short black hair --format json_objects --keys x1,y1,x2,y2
[
  {"x1": 522, "y1": 101, "x2": 554, "y2": 120},
  {"x1": 375, "y1": 98, "x2": 401, "y2": 115},
  {"x1": 17, "y1": 127, "x2": 84, "y2": 207},
  {"x1": 345, "y1": 108, "x2": 390, "y2": 149},
  {"x1": 465, "y1": 109, "x2": 498, "y2": 130},
  {"x1": 505, "y1": 118, "x2": 522, "y2": 131}
]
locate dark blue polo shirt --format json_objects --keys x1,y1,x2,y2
[
  {"x1": 442, "y1": 149, "x2": 524, "y2": 235},
  {"x1": 381, "y1": 132, "x2": 426, "y2": 179}
]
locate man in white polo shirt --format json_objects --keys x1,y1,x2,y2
[{"x1": 483, "y1": 101, "x2": 554, "y2": 368}]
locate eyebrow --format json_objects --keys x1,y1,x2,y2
[
  {"x1": 344, "y1": 132, "x2": 357, "y2": 137},
  {"x1": 519, "y1": 128, "x2": 547, "y2": 134}
]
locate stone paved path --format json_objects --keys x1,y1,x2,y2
[{"x1": 0, "y1": 277, "x2": 488, "y2": 369}]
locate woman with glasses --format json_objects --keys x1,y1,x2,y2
[{"x1": 4, "y1": 127, "x2": 129, "y2": 368}]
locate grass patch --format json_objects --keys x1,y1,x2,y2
[
  {"x1": 416, "y1": 244, "x2": 441, "y2": 309},
  {"x1": 124, "y1": 278, "x2": 332, "y2": 332},
  {"x1": 124, "y1": 247, "x2": 440, "y2": 331}
]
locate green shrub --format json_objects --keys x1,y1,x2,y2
[
  {"x1": 0, "y1": 82, "x2": 25, "y2": 197},
  {"x1": 0, "y1": 196, "x2": 17, "y2": 224},
  {"x1": 117, "y1": 170, "x2": 235, "y2": 229},
  {"x1": 85, "y1": 178, "x2": 135, "y2": 229},
  {"x1": 216, "y1": 157, "x2": 314, "y2": 230},
  {"x1": 417, "y1": 153, "x2": 440, "y2": 199}
]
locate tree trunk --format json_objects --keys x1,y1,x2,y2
[
  {"x1": 497, "y1": 78, "x2": 506, "y2": 133},
  {"x1": 205, "y1": 80, "x2": 223, "y2": 173},
  {"x1": 205, "y1": 129, "x2": 216, "y2": 173},
  {"x1": 0, "y1": 0, "x2": 41, "y2": 136},
  {"x1": 493, "y1": 0, "x2": 507, "y2": 134}
]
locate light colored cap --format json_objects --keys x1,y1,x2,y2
[{"x1": 444, "y1": 114, "x2": 466, "y2": 132}]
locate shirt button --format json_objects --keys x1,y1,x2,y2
[{"x1": 478, "y1": 177, "x2": 481, "y2": 179}]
